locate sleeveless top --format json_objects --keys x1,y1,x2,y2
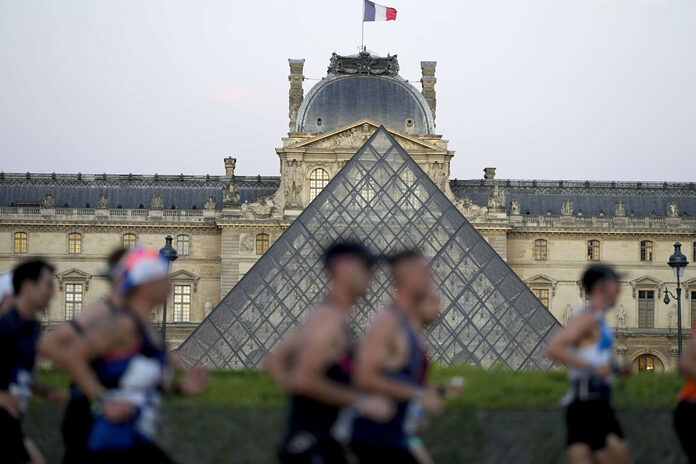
[
  {"x1": 0, "y1": 307, "x2": 41, "y2": 415},
  {"x1": 87, "y1": 307, "x2": 168, "y2": 452},
  {"x1": 284, "y1": 319, "x2": 353, "y2": 443},
  {"x1": 351, "y1": 301, "x2": 429, "y2": 450},
  {"x1": 561, "y1": 307, "x2": 615, "y2": 405}
]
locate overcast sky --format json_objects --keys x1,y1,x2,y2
[{"x1": 1, "y1": 0, "x2": 694, "y2": 181}]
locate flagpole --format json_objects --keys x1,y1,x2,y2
[{"x1": 361, "y1": 0, "x2": 365, "y2": 50}]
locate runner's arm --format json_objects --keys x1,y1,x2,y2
[
  {"x1": 546, "y1": 313, "x2": 597, "y2": 370},
  {"x1": 354, "y1": 312, "x2": 418, "y2": 402},
  {"x1": 58, "y1": 314, "x2": 134, "y2": 400},
  {"x1": 287, "y1": 314, "x2": 357, "y2": 408},
  {"x1": 264, "y1": 331, "x2": 299, "y2": 390}
]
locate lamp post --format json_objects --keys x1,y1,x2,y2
[
  {"x1": 159, "y1": 235, "x2": 178, "y2": 346},
  {"x1": 664, "y1": 242, "x2": 689, "y2": 355}
]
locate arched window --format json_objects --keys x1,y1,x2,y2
[
  {"x1": 13, "y1": 232, "x2": 27, "y2": 254},
  {"x1": 640, "y1": 240, "x2": 653, "y2": 262},
  {"x1": 587, "y1": 240, "x2": 600, "y2": 261},
  {"x1": 176, "y1": 234, "x2": 190, "y2": 256},
  {"x1": 256, "y1": 233, "x2": 269, "y2": 255},
  {"x1": 122, "y1": 233, "x2": 136, "y2": 249},
  {"x1": 68, "y1": 233, "x2": 82, "y2": 255},
  {"x1": 534, "y1": 239, "x2": 547, "y2": 261},
  {"x1": 637, "y1": 355, "x2": 656, "y2": 372},
  {"x1": 309, "y1": 168, "x2": 330, "y2": 201}
]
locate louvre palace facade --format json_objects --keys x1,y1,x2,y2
[{"x1": 1, "y1": 51, "x2": 694, "y2": 371}]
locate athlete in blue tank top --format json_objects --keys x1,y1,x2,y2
[
  {"x1": 547, "y1": 265, "x2": 632, "y2": 464},
  {"x1": 0, "y1": 259, "x2": 64, "y2": 464},
  {"x1": 53, "y1": 247, "x2": 208, "y2": 464},
  {"x1": 38, "y1": 247, "x2": 128, "y2": 464},
  {"x1": 351, "y1": 250, "x2": 462, "y2": 463}
]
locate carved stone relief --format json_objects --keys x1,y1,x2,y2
[
  {"x1": 42, "y1": 193, "x2": 55, "y2": 209},
  {"x1": 561, "y1": 200, "x2": 574, "y2": 216},
  {"x1": 97, "y1": 194, "x2": 109, "y2": 209},
  {"x1": 151, "y1": 194, "x2": 163, "y2": 210}
]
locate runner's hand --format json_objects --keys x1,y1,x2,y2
[
  {"x1": 593, "y1": 363, "x2": 613, "y2": 379},
  {"x1": 179, "y1": 366, "x2": 209, "y2": 394},
  {"x1": 362, "y1": 394, "x2": 395, "y2": 423},
  {"x1": 102, "y1": 398, "x2": 136, "y2": 423},
  {"x1": 422, "y1": 386, "x2": 444, "y2": 416}
]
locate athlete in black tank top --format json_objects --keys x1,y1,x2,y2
[{"x1": 265, "y1": 242, "x2": 394, "y2": 464}]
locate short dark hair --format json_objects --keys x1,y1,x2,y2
[
  {"x1": 582, "y1": 264, "x2": 619, "y2": 295},
  {"x1": 323, "y1": 241, "x2": 377, "y2": 270},
  {"x1": 106, "y1": 248, "x2": 128, "y2": 281},
  {"x1": 388, "y1": 249, "x2": 425, "y2": 270},
  {"x1": 12, "y1": 258, "x2": 55, "y2": 295}
]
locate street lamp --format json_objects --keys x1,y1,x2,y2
[
  {"x1": 664, "y1": 242, "x2": 689, "y2": 355},
  {"x1": 159, "y1": 235, "x2": 178, "y2": 346}
]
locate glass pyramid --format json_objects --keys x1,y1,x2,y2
[{"x1": 178, "y1": 126, "x2": 561, "y2": 370}]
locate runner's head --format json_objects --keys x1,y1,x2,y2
[
  {"x1": 323, "y1": 241, "x2": 376, "y2": 300},
  {"x1": 12, "y1": 258, "x2": 56, "y2": 312},
  {"x1": 582, "y1": 264, "x2": 620, "y2": 310},
  {"x1": 416, "y1": 283, "x2": 441, "y2": 326},
  {"x1": 389, "y1": 250, "x2": 431, "y2": 303},
  {"x1": 117, "y1": 247, "x2": 171, "y2": 310}
]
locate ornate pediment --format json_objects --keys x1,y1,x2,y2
[
  {"x1": 169, "y1": 269, "x2": 200, "y2": 292},
  {"x1": 524, "y1": 274, "x2": 559, "y2": 296},
  {"x1": 629, "y1": 275, "x2": 665, "y2": 298},
  {"x1": 290, "y1": 120, "x2": 443, "y2": 151},
  {"x1": 55, "y1": 268, "x2": 92, "y2": 290}
]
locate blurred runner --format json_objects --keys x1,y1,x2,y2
[
  {"x1": 675, "y1": 319, "x2": 696, "y2": 462},
  {"x1": 547, "y1": 264, "x2": 632, "y2": 464},
  {"x1": 351, "y1": 250, "x2": 454, "y2": 463},
  {"x1": 0, "y1": 259, "x2": 64, "y2": 464},
  {"x1": 265, "y1": 241, "x2": 393, "y2": 464},
  {"x1": 0, "y1": 271, "x2": 13, "y2": 313},
  {"x1": 39, "y1": 248, "x2": 127, "y2": 463},
  {"x1": 54, "y1": 247, "x2": 208, "y2": 464}
]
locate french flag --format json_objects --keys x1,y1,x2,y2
[{"x1": 363, "y1": 0, "x2": 397, "y2": 22}]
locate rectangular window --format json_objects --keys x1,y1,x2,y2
[
  {"x1": 534, "y1": 240, "x2": 547, "y2": 261},
  {"x1": 68, "y1": 233, "x2": 82, "y2": 254},
  {"x1": 532, "y1": 288, "x2": 549, "y2": 308},
  {"x1": 691, "y1": 291, "x2": 696, "y2": 329},
  {"x1": 65, "y1": 283, "x2": 83, "y2": 319},
  {"x1": 173, "y1": 285, "x2": 191, "y2": 322},
  {"x1": 14, "y1": 232, "x2": 27, "y2": 254},
  {"x1": 638, "y1": 290, "x2": 655, "y2": 329}
]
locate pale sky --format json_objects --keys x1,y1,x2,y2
[{"x1": 1, "y1": 0, "x2": 694, "y2": 181}]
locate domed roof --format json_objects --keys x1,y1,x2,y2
[{"x1": 295, "y1": 52, "x2": 435, "y2": 134}]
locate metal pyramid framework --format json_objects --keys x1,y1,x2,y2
[{"x1": 178, "y1": 127, "x2": 561, "y2": 370}]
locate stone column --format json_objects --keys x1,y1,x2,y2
[
  {"x1": 220, "y1": 227, "x2": 240, "y2": 299},
  {"x1": 420, "y1": 61, "x2": 437, "y2": 123},
  {"x1": 224, "y1": 157, "x2": 236, "y2": 177},
  {"x1": 288, "y1": 59, "x2": 305, "y2": 132}
]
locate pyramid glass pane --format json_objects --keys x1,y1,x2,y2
[{"x1": 178, "y1": 126, "x2": 562, "y2": 370}]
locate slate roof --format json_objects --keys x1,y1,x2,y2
[
  {"x1": 0, "y1": 173, "x2": 280, "y2": 210},
  {"x1": 450, "y1": 179, "x2": 696, "y2": 217}
]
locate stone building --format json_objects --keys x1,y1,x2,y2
[{"x1": 0, "y1": 50, "x2": 694, "y2": 371}]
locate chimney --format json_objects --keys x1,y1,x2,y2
[
  {"x1": 224, "y1": 157, "x2": 236, "y2": 177},
  {"x1": 484, "y1": 167, "x2": 496, "y2": 180},
  {"x1": 288, "y1": 58, "x2": 305, "y2": 132},
  {"x1": 420, "y1": 61, "x2": 437, "y2": 123}
]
